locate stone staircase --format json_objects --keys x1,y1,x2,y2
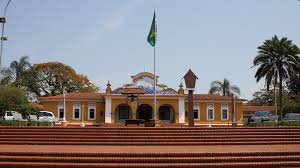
[
  {"x1": 1, "y1": 126, "x2": 300, "y2": 167},
  {"x1": 1, "y1": 126, "x2": 300, "y2": 145},
  {"x1": 0, "y1": 151, "x2": 300, "y2": 167}
]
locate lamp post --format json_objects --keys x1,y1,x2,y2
[
  {"x1": 61, "y1": 89, "x2": 68, "y2": 126},
  {"x1": 81, "y1": 105, "x2": 85, "y2": 127},
  {"x1": 0, "y1": 0, "x2": 12, "y2": 79},
  {"x1": 183, "y1": 69, "x2": 198, "y2": 127},
  {"x1": 63, "y1": 90, "x2": 66, "y2": 121},
  {"x1": 231, "y1": 93, "x2": 237, "y2": 127},
  {"x1": 208, "y1": 114, "x2": 211, "y2": 128}
]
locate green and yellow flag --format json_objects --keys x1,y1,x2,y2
[{"x1": 147, "y1": 12, "x2": 156, "y2": 47}]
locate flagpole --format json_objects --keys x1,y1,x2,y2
[
  {"x1": 154, "y1": 43, "x2": 156, "y2": 120},
  {"x1": 153, "y1": 13, "x2": 157, "y2": 121}
]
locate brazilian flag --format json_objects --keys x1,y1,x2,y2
[{"x1": 147, "y1": 12, "x2": 156, "y2": 47}]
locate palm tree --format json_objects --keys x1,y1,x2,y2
[
  {"x1": 209, "y1": 78, "x2": 240, "y2": 96},
  {"x1": 253, "y1": 35, "x2": 300, "y2": 120},
  {"x1": 0, "y1": 56, "x2": 31, "y2": 87}
]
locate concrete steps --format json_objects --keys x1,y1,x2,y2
[
  {"x1": 0, "y1": 151, "x2": 300, "y2": 167},
  {"x1": 1, "y1": 127, "x2": 300, "y2": 145},
  {"x1": 1, "y1": 126, "x2": 300, "y2": 167}
]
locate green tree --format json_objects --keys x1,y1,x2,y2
[
  {"x1": 208, "y1": 78, "x2": 240, "y2": 96},
  {"x1": 287, "y1": 72, "x2": 300, "y2": 100},
  {"x1": 0, "y1": 56, "x2": 31, "y2": 87},
  {"x1": 0, "y1": 85, "x2": 31, "y2": 118},
  {"x1": 253, "y1": 35, "x2": 300, "y2": 120},
  {"x1": 23, "y1": 62, "x2": 99, "y2": 98},
  {"x1": 248, "y1": 89, "x2": 273, "y2": 106}
]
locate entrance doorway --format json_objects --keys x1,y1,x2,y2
[
  {"x1": 137, "y1": 104, "x2": 153, "y2": 121},
  {"x1": 115, "y1": 104, "x2": 131, "y2": 123},
  {"x1": 159, "y1": 104, "x2": 175, "y2": 123}
]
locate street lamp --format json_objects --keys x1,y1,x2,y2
[
  {"x1": 183, "y1": 69, "x2": 198, "y2": 127},
  {"x1": 231, "y1": 93, "x2": 237, "y2": 127},
  {"x1": 81, "y1": 105, "x2": 85, "y2": 127},
  {"x1": 0, "y1": 0, "x2": 12, "y2": 79},
  {"x1": 61, "y1": 89, "x2": 68, "y2": 126}
]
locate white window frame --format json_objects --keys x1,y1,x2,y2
[
  {"x1": 207, "y1": 104, "x2": 214, "y2": 121},
  {"x1": 73, "y1": 106, "x2": 81, "y2": 120},
  {"x1": 88, "y1": 106, "x2": 96, "y2": 120},
  {"x1": 58, "y1": 106, "x2": 64, "y2": 120},
  {"x1": 193, "y1": 105, "x2": 200, "y2": 121},
  {"x1": 221, "y1": 104, "x2": 229, "y2": 121}
]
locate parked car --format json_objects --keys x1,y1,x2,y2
[
  {"x1": 38, "y1": 111, "x2": 58, "y2": 124},
  {"x1": 24, "y1": 114, "x2": 38, "y2": 122},
  {"x1": 3, "y1": 111, "x2": 27, "y2": 121},
  {"x1": 250, "y1": 111, "x2": 278, "y2": 123},
  {"x1": 283, "y1": 113, "x2": 300, "y2": 121},
  {"x1": 3, "y1": 111, "x2": 14, "y2": 121}
]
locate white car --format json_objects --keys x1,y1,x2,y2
[
  {"x1": 3, "y1": 111, "x2": 14, "y2": 121},
  {"x1": 38, "y1": 111, "x2": 58, "y2": 123},
  {"x1": 4, "y1": 111, "x2": 27, "y2": 121},
  {"x1": 23, "y1": 114, "x2": 39, "y2": 122}
]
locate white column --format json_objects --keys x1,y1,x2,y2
[
  {"x1": 179, "y1": 97, "x2": 185, "y2": 123},
  {"x1": 81, "y1": 105, "x2": 85, "y2": 127},
  {"x1": 105, "y1": 97, "x2": 112, "y2": 123}
]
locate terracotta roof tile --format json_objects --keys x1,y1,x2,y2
[
  {"x1": 193, "y1": 94, "x2": 245, "y2": 101},
  {"x1": 39, "y1": 92, "x2": 104, "y2": 101},
  {"x1": 31, "y1": 102, "x2": 43, "y2": 110},
  {"x1": 242, "y1": 105, "x2": 274, "y2": 112}
]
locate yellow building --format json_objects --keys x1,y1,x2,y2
[{"x1": 40, "y1": 72, "x2": 245, "y2": 126}]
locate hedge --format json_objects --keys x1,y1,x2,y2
[{"x1": 0, "y1": 121, "x2": 50, "y2": 126}]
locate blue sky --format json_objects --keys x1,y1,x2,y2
[{"x1": 1, "y1": 0, "x2": 300, "y2": 99}]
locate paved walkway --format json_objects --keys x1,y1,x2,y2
[{"x1": 0, "y1": 145, "x2": 300, "y2": 153}]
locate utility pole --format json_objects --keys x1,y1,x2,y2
[{"x1": 0, "y1": 0, "x2": 12, "y2": 79}]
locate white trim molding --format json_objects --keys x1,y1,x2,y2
[
  {"x1": 193, "y1": 105, "x2": 200, "y2": 121},
  {"x1": 73, "y1": 105, "x2": 81, "y2": 120},
  {"x1": 88, "y1": 106, "x2": 96, "y2": 120},
  {"x1": 206, "y1": 104, "x2": 214, "y2": 121},
  {"x1": 58, "y1": 107, "x2": 64, "y2": 120},
  {"x1": 58, "y1": 104, "x2": 64, "y2": 120},
  {"x1": 105, "y1": 97, "x2": 112, "y2": 123},
  {"x1": 178, "y1": 97, "x2": 185, "y2": 123},
  {"x1": 221, "y1": 104, "x2": 229, "y2": 121}
]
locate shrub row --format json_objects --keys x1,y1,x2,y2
[
  {"x1": 0, "y1": 121, "x2": 50, "y2": 126},
  {"x1": 248, "y1": 121, "x2": 300, "y2": 127}
]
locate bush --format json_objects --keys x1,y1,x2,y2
[
  {"x1": 283, "y1": 103, "x2": 300, "y2": 114},
  {"x1": 247, "y1": 120, "x2": 300, "y2": 127},
  {"x1": 37, "y1": 121, "x2": 50, "y2": 126},
  {"x1": 0, "y1": 120, "x2": 50, "y2": 126}
]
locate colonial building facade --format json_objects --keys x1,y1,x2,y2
[{"x1": 40, "y1": 72, "x2": 245, "y2": 126}]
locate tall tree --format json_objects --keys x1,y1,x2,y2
[
  {"x1": 0, "y1": 56, "x2": 31, "y2": 87},
  {"x1": 22, "y1": 62, "x2": 99, "y2": 98},
  {"x1": 287, "y1": 71, "x2": 300, "y2": 100},
  {"x1": 208, "y1": 78, "x2": 240, "y2": 96},
  {"x1": 253, "y1": 35, "x2": 300, "y2": 120}
]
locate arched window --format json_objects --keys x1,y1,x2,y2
[
  {"x1": 116, "y1": 104, "x2": 131, "y2": 122},
  {"x1": 159, "y1": 105, "x2": 175, "y2": 122}
]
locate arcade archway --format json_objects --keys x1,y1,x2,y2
[
  {"x1": 115, "y1": 104, "x2": 131, "y2": 123},
  {"x1": 137, "y1": 104, "x2": 153, "y2": 121},
  {"x1": 159, "y1": 104, "x2": 175, "y2": 123}
]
